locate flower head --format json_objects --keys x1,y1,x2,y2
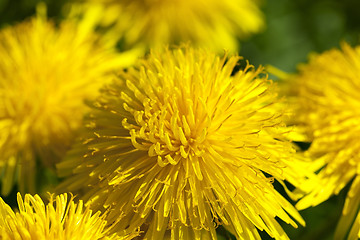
[
  {"x1": 57, "y1": 47, "x2": 311, "y2": 239},
  {"x1": 0, "y1": 192, "x2": 133, "y2": 240},
  {"x1": 286, "y1": 42, "x2": 360, "y2": 239},
  {"x1": 0, "y1": 4, "x2": 133, "y2": 195},
  {"x1": 68, "y1": 0, "x2": 264, "y2": 52}
]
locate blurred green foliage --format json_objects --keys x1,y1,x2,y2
[
  {"x1": 242, "y1": 0, "x2": 360, "y2": 72},
  {"x1": 0, "y1": 0, "x2": 67, "y2": 26},
  {"x1": 0, "y1": 0, "x2": 359, "y2": 239}
]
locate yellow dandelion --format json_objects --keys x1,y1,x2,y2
[
  {"x1": 286, "y1": 42, "x2": 360, "y2": 239},
  {"x1": 57, "y1": 46, "x2": 311, "y2": 239},
  {"x1": 0, "y1": 192, "x2": 133, "y2": 240},
  {"x1": 67, "y1": 0, "x2": 264, "y2": 52},
  {"x1": 0, "y1": 4, "x2": 135, "y2": 196}
]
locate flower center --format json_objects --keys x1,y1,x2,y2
[{"x1": 121, "y1": 81, "x2": 208, "y2": 168}]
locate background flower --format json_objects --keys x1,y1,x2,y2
[
  {"x1": 0, "y1": 4, "x2": 133, "y2": 196},
  {"x1": 284, "y1": 43, "x2": 360, "y2": 240},
  {"x1": 65, "y1": 0, "x2": 264, "y2": 53},
  {"x1": 57, "y1": 47, "x2": 311, "y2": 239}
]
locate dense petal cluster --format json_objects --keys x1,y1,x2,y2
[
  {"x1": 286, "y1": 43, "x2": 360, "y2": 239},
  {"x1": 0, "y1": 5, "x2": 132, "y2": 195},
  {"x1": 0, "y1": 193, "x2": 126, "y2": 240},
  {"x1": 57, "y1": 47, "x2": 311, "y2": 239},
  {"x1": 68, "y1": 0, "x2": 264, "y2": 52}
]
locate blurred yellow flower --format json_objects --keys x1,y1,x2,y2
[
  {"x1": 286, "y1": 42, "x2": 360, "y2": 240},
  {"x1": 0, "y1": 192, "x2": 131, "y2": 240},
  {"x1": 57, "y1": 47, "x2": 311, "y2": 239},
  {"x1": 68, "y1": 0, "x2": 264, "y2": 52},
  {"x1": 0, "y1": 4, "x2": 135, "y2": 196}
]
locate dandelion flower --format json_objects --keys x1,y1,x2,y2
[
  {"x1": 57, "y1": 47, "x2": 311, "y2": 239},
  {"x1": 68, "y1": 0, "x2": 264, "y2": 52},
  {"x1": 0, "y1": 4, "x2": 134, "y2": 195},
  {"x1": 286, "y1": 42, "x2": 360, "y2": 240},
  {"x1": 0, "y1": 192, "x2": 133, "y2": 240}
]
